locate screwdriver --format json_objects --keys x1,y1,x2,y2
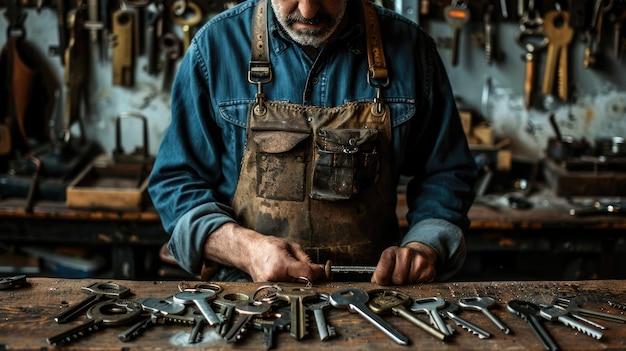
[{"x1": 322, "y1": 260, "x2": 376, "y2": 280}]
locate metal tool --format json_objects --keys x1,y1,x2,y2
[
  {"x1": 54, "y1": 282, "x2": 131, "y2": 323},
  {"x1": 252, "y1": 308, "x2": 291, "y2": 349},
  {"x1": 539, "y1": 304, "x2": 603, "y2": 339},
  {"x1": 323, "y1": 260, "x2": 376, "y2": 279},
  {"x1": 459, "y1": 296, "x2": 511, "y2": 334},
  {"x1": 223, "y1": 300, "x2": 272, "y2": 343},
  {"x1": 275, "y1": 286, "x2": 317, "y2": 340},
  {"x1": 173, "y1": 289, "x2": 225, "y2": 326},
  {"x1": 330, "y1": 287, "x2": 409, "y2": 345},
  {"x1": 304, "y1": 292, "x2": 336, "y2": 341},
  {"x1": 507, "y1": 300, "x2": 559, "y2": 351},
  {"x1": 439, "y1": 301, "x2": 491, "y2": 339}
]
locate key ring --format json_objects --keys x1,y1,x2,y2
[{"x1": 177, "y1": 281, "x2": 222, "y2": 294}]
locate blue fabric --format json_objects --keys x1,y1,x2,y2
[{"x1": 148, "y1": 0, "x2": 477, "y2": 280}]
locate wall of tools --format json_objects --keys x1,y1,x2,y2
[{"x1": 1, "y1": 0, "x2": 626, "y2": 197}]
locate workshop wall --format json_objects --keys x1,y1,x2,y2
[{"x1": 1, "y1": 0, "x2": 625, "y2": 166}]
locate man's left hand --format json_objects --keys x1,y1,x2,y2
[{"x1": 371, "y1": 242, "x2": 437, "y2": 285}]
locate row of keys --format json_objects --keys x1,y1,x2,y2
[{"x1": 44, "y1": 281, "x2": 626, "y2": 348}]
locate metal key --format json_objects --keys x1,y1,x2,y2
[
  {"x1": 444, "y1": 0, "x2": 471, "y2": 67},
  {"x1": 539, "y1": 304, "x2": 603, "y2": 340},
  {"x1": 173, "y1": 289, "x2": 224, "y2": 326},
  {"x1": 224, "y1": 300, "x2": 272, "y2": 343},
  {"x1": 330, "y1": 287, "x2": 409, "y2": 345},
  {"x1": 409, "y1": 296, "x2": 452, "y2": 336},
  {"x1": 214, "y1": 292, "x2": 251, "y2": 337},
  {"x1": 516, "y1": 10, "x2": 548, "y2": 109},
  {"x1": 275, "y1": 286, "x2": 317, "y2": 340},
  {"x1": 508, "y1": 300, "x2": 559, "y2": 351},
  {"x1": 170, "y1": 0, "x2": 202, "y2": 52},
  {"x1": 553, "y1": 297, "x2": 626, "y2": 324},
  {"x1": 541, "y1": 10, "x2": 574, "y2": 101},
  {"x1": 137, "y1": 296, "x2": 186, "y2": 315},
  {"x1": 252, "y1": 308, "x2": 291, "y2": 349},
  {"x1": 369, "y1": 289, "x2": 447, "y2": 341},
  {"x1": 304, "y1": 292, "x2": 336, "y2": 341},
  {"x1": 47, "y1": 299, "x2": 142, "y2": 346},
  {"x1": 54, "y1": 282, "x2": 130, "y2": 323},
  {"x1": 439, "y1": 301, "x2": 491, "y2": 339},
  {"x1": 160, "y1": 32, "x2": 182, "y2": 92},
  {"x1": 188, "y1": 312, "x2": 206, "y2": 344},
  {"x1": 459, "y1": 296, "x2": 510, "y2": 334},
  {"x1": 118, "y1": 314, "x2": 153, "y2": 342},
  {"x1": 0, "y1": 275, "x2": 26, "y2": 290},
  {"x1": 118, "y1": 297, "x2": 188, "y2": 342},
  {"x1": 111, "y1": 7, "x2": 135, "y2": 86}
]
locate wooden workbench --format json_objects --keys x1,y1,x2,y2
[{"x1": 1, "y1": 278, "x2": 625, "y2": 350}]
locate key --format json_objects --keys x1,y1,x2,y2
[
  {"x1": 54, "y1": 282, "x2": 130, "y2": 323},
  {"x1": 137, "y1": 296, "x2": 186, "y2": 315},
  {"x1": 304, "y1": 292, "x2": 336, "y2": 341},
  {"x1": 410, "y1": 296, "x2": 452, "y2": 336},
  {"x1": 160, "y1": 32, "x2": 182, "y2": 92},
  {"x1": 173, "y1": 289, "x2": 224, "y2": 326},
  {"x1": 439, "y1": 301, "x2": 491, "y2": 339},
  {"x1": 515, "y1": 14, "x2": 548, "y2": 109},
  {"x1": 608, "y1": 300, "x2": 626, "y2": 311},
  {"x1": 508, "y1": 300, "x2": 559, "y2": 351},
  {"x1": 444, "y1": 0, "x2": 471, "y2": 67},
  {"x1": 145, "y1": 1, "x2": 164, "y2": 75},
  {"x1": 459, "y1": 296, "x2": 511, "y2": 334},
  {"x1": 214, "y1": 292, "x2": 251, "y2": 336},
  {"x1": 224, "y1": 300, "x2": 272, "y2": 343},
  {"x1": 369, "y1": 289, "x2": 447, "y2": 341},
  {"x1": 170, "y1": 0, "x2": 203, "y2": 53},
  {"x1": 275, "y1": 286, "x2": 317, "y2": 340},
  {"x1": 47, "y1": 299, "x2": 142, "y2": 346},
  {"x1": 252, "y1": 308, "x2": 291, "y2": 349},
  {"x1": 330, "y1": 287, "x2": 409, "y2": 345},
  {"x1": 552, "y1": 297, "x2": 626, "y2": 324},
  {"x1": 541, "y1": 10, "x2": 574, "y2": 101},
  {"x1": 0, "y1": 275, "x2": 26, "y2": 290},
  {"x1": 188, "y1": 313, "x2": 206, "y2": 344},
  {"x1": 111, "y1": 8, "x2": 135, "y2": 86},
  {"x1": 539, "y1": 304, "x2": 603, "y2": 340},
  {"x1": 118, "y1": 313, "x2": 153, "y2": 342}
]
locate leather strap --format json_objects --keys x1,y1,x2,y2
[
  {"x1": 248, "y1": 0, "x2": 388, "y2": 87},
  {"x1": 248, "y1": 0, "x2": 271, "y2": 81},
  {"x1": 362, "y1": 0, "x2": 389, "y2": 84}
]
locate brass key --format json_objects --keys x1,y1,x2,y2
[
  {"x1": 111, "y1": 8, "x2": 135, "y2": 86},
  {"x1": 275, "y1": 286, "x2": 317, "y2": 340},
  {"x1": 542, "y1": 10, "x2": 574, "y2": 101},
  {"x1": 443, "y1": 0, "x2": 471, "y2": 67},
  {"x1": 171, "y1": 0, "x2": 202, "y2": 53}
]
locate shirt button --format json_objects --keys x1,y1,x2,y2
[{"x1": 312, "y1": 77, "x2": 319, "y2": 84}]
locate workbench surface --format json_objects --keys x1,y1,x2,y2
[{"x1": 1, "y1": 278, "x2": 625, "y2": 350}]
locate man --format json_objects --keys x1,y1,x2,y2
[{"x1": 148, "y1": 0, "x2": 477, "y2": 285}]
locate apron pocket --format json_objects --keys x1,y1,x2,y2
[
  {"x1": 312, "y1": 129, "x2": 380, "y2": 201},
  {"x1": 253, "y1": 131, "x2": 309, "y2": 201}
]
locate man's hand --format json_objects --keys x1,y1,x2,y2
[
  {"x1": 371, "y1": 242, "x2": 438, "y2": 285},
  {"x1": 203, "y1": 223, "x2": 324, "y2": 282}
]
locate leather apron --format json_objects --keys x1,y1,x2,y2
[{"x1": 232, "y1": 0, "x2": 399, "y2": 265}]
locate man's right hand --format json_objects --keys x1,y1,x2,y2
[{"x1": 203, "y1": 222, "x2": 324, "y2": 282}]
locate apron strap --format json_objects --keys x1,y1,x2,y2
[{"x1": 248, "y1": 0, "x2": 389, "y2": 89}]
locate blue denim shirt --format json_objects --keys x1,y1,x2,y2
[{"x1": 148, "y1": 0, "x2": 477, "y2": 281}]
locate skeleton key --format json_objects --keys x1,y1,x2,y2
[
  {"x1": 439, "y1": 301, "x2": 491, "y2": 339},
  {"x1": 541, "y1": 10, "x2": 574, "y2": 101},
  {"x1": 171, "y1": 0, "x2": 203, "y2": 53},
  {"x1": 369, "y1": 289, "x2": 447, "y2": 341},
  {"x1": 47, "y1": 299, "x2": 143, "y2": 346},
  {"x1": 330, "y1": 288, "x2": 409, "y2": 345},
  {"x1": 304, "y1": 292, "x2": 336, "y2": 341},
  {"x1": 111, "y1": 8, "x2": 135, "y2": 86},
  {"x1": 410, "y1": 296, "x2": 452, "y2": 336},
  {"x1": 508, "y1": 300, "x2": 559, "y2": 351},
  {"x1": 173, "y1": 289, "x2": 224, "y2": 326},
  {"x1": 224, "y1": 300, "x2": 272, "y2": 343},
  {"x1": 539, "y1": 304, "x2": 603, "y2": 340},
  {"x1": 252, "y1": 308, "x2": 291, "y2": 349},
  {"x1": 160, "y1": 32, "x2": 182, "y2": 92},
  {"x1": 54, "y1": 282, "x2": 130, "y2": 323},
  {"x1": 459, "y1": 296, "x2": 511, "y2": 334},
  {"x1": 275, "y1": 286, "x2": 317, "y2": 340},
  {"x1": 214, "y1": 292, "x2": 251, "y2": 336},
  {"x1": 444, "y1": 0, "x2": 471, "y2": 67}
]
